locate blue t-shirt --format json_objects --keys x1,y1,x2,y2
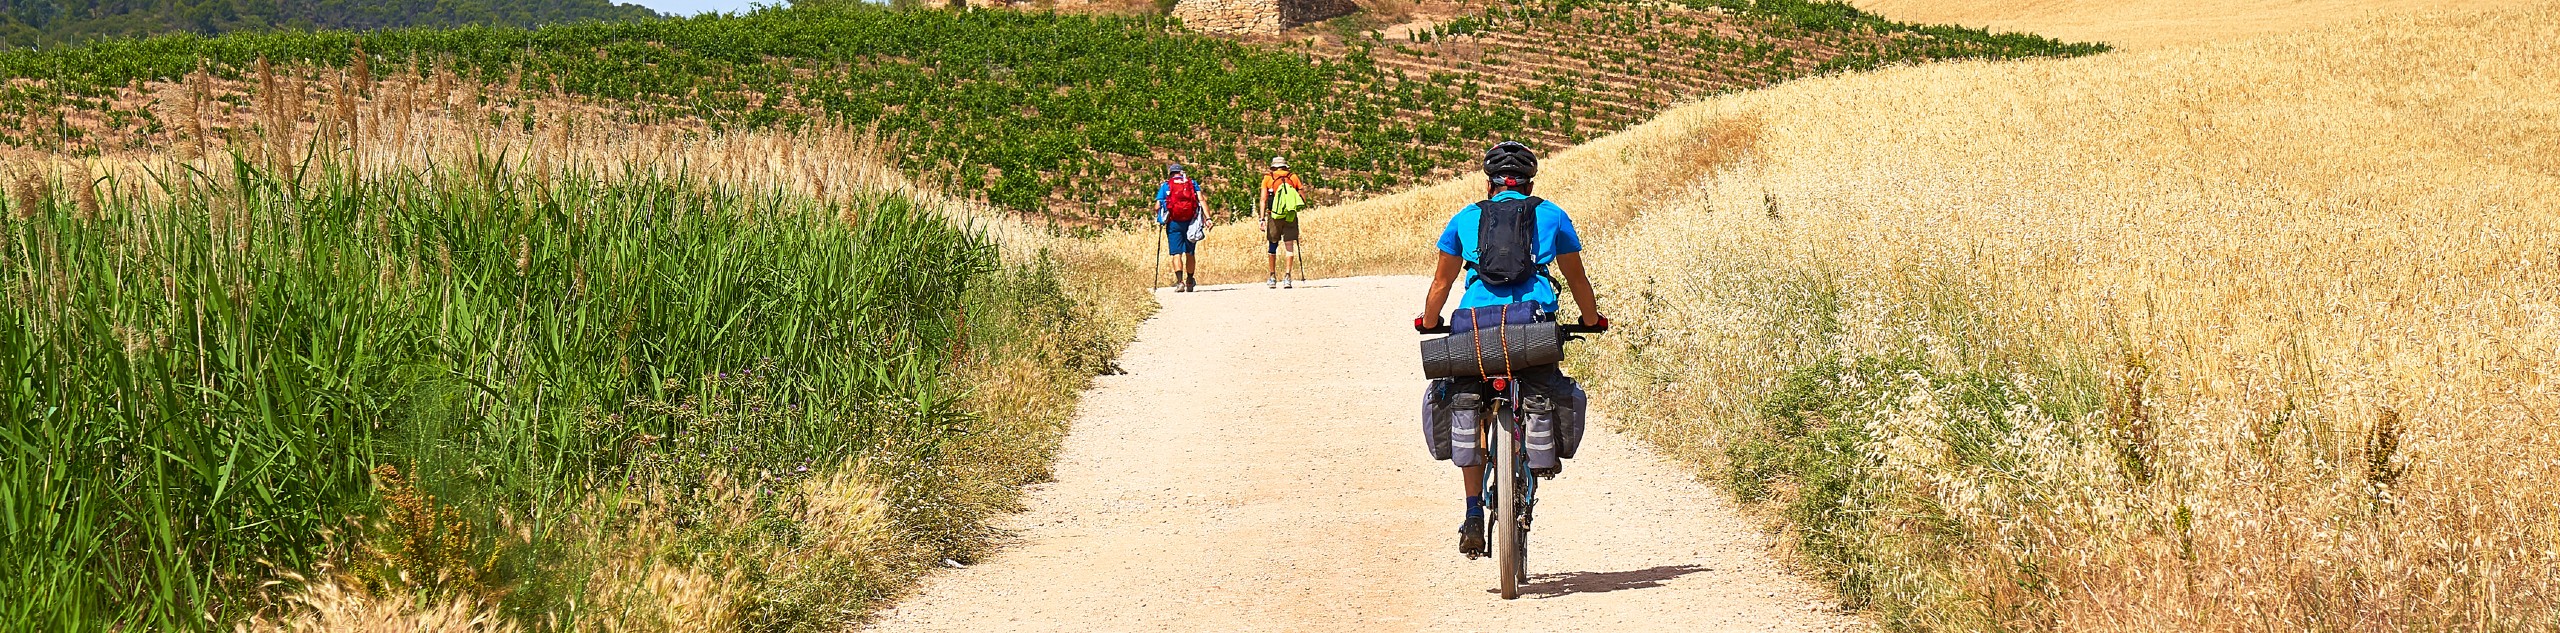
[{"x1": 1436, "y1": 191, "x2": 1582, "y2": 311}]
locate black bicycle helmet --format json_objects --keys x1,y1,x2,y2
[{"x1": 1482, "y1": 141, "x2": 1538, "y2": 185}]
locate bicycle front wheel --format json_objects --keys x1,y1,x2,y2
[{"x1": 1495, "y1": 416, "x2": 1523, "y2": 600}]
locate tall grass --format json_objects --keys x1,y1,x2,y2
[
  {"x1": 1568, "y1": 3, "x2": 2560, "y2": 630},
  {"x1": 0, "y1": 147, "x2": 1115, "y2": 629}
]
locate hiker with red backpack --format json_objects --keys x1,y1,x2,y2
[{"x1": 1157, "y1": 163, "x2": 1209, "y2": 292}]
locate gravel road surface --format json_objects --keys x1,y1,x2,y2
[{"x1": 866, "y1": 275, "x2": 1863, "y2": 633}]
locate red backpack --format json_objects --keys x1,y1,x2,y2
[{"x1": 1164, "y1": 176, "x2": 1200, "y2": 222}]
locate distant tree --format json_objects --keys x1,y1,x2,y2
[{"x1": 0, "y1": 0, "x2": 661, "y2": 47}]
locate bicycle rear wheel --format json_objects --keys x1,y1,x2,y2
[{"x1": 1495, "y1": 413, "x2": 1523, "y2": 600}]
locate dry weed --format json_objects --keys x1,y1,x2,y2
[
  {"x1": 238, "y1": 573, "x2": 517, "y2": 633},
  {"x1": 1571, "y1": 3, "x2": 2560, "y2": 630},
  {"x1": 1849, "y1": 0, "x2": 2518, "y2": 50}
]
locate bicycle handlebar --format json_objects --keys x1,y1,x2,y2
[{"x1": 1413, "y1": 319, "x2": 1611, "y2": 335}]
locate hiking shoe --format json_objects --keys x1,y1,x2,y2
[
  {"x1": 1267, "y1": 275, "x2": 1277, "y2": 288},
  {"x1": 1459, "y1": 514, "x2": 1487, "y2": 556},
  {"x1": 1533, "y1": 463, "x2": 1563, "y2": 479},
  {"x1": 1184, "y1": 279, "x2": 1198, "y2": 293},
  {"x1": 1283, "y1": 276, "x2": 1294, "y2": 289}
]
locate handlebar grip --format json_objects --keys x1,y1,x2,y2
[{"x1": 1415, "y1": 323, "x2": 1609, "y2": 335}]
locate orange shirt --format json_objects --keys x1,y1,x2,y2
[{"x1": 1259, "y1": 169, "x2": 1306, "y2": 195}]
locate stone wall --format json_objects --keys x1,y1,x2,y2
[{"x1": 1173, "y1": 0, "x2": 1355, "y2": 34}]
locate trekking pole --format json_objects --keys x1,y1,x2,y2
[{"x1": 1153, "y1": 225, "x2": 1164, "y2": 291}]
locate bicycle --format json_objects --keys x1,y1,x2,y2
[{"x1": 1418, "y1": 319, "x2": 1609, "y2": 599}]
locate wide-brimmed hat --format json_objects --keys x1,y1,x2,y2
[{"x1": 1270, "y1": 156, "x2": 1288, "y2": 169}]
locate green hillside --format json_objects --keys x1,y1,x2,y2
[
  {"x1": 0, "y1": 0, "x2": 2099, "y2": 221},
  {"x1": 0, "y1": 0, "x2": 660, "y2": 47}
]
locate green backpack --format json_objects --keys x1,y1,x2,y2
[{"x1": 1271, "y1": 182, "x2": 1306, "y2": 222}]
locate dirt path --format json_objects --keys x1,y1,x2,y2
[{"x1": 866, "y1": 276, "x2": 1862, "y2": 632}]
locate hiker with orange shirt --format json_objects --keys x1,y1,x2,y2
[{"x1": 1258, "y1": 157, "x2": 1309, "y2": 289}]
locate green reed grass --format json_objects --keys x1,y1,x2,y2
[{"x1": 1, "y1": 154, "x2": 1006, "y2": 631}]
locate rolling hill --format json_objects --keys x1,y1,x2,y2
[
  {"x1": 0, "y1": 0, "x2": 660, "y2": 47},
  {"x1": 0, "y1": 0, "x2": 2096, "y2": 221}
]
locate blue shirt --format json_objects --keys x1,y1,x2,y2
[{"x1": 1436, "y1": 191, "x2": 1582, "y2": 311}]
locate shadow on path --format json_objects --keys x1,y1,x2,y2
[{"x1": 1498, "y1": 564, "x2": 1712, "y2": 599}]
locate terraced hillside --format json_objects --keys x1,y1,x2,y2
[
  {"x1": 0, "y1": 0, "x2": 2094, "y2": 222},
  {"x1": 1314, "y1": 0, "x2": 2098, "y2": 151}
]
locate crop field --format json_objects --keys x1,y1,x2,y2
[
  {"x1": 0, "y1": 0, "x2": 2090, "y2": 222},
  {"x1": 0, "y1": 65, "x2": 1147, "y2": 630},
  {"x1": 1304, "y1": 0, "x2": 2102, "y2": 151},
  {"x1": 1846, "y1": 0, "x2": 2521, "y2": 50},
  {"x1": 1555, "y1": 3, "x2": 2560, "y2": 630}
]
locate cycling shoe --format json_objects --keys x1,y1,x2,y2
[{"x1": 1459, "y1": 515, "x2": 1487, "y2": 557}]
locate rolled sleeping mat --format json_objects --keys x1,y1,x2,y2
[{"x1": 1420, "y1": 322, "x2": 1565, "y2": 378}]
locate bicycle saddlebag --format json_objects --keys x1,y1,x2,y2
[
  {"x1": 1554, "y1": 377, "x2": 1589, "y2": 460},
  {"x1": 1422, "y1": 378, "x2": 1455, "y2": 461},
  {"x1": 1421, "y1": 322, "x2": 1564, "y2": 379}
]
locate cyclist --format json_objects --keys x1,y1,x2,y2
[
  {"x1": 1259, "y1": 156, "x2": 1308, "y2": 289},
  {"x1": 1415, "y1": 141, "x2": 1606, "y2": 555}
]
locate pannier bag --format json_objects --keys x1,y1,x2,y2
[
  {"x1": 1421, "y1": 378, "x2": 1456, "y2": 461},
  {"x1": 1421, "y1": 376, "x2": 1588, "y2": 465},
  {"x1": 1521, "y1": 395, "x2": 1561, "y2": 470},
  {"x1": 1447, "y1": 392, "x2": 1486, "y2": 467},
  {"x1": 1421, "y1": 322, "x2": 1564, "y2": 379},
  {"x1": 1554, "y1": 378, "x2": 1589, "y2": 459}
]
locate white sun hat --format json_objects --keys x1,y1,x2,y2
[{"x1": 1271, "y1": 156, "x2": 1288, "y2": 169}]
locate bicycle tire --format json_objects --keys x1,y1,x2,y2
[{"x1": 1496, "y1": 410, "x2": 1523, "y2": 600}]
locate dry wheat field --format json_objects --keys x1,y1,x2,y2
[
  {"x1": 1553, "y1": 3, "x2": 2559, "y2": 630},
  {"x1": 1846, "y1": 0, "x2": 2520, "y2": 50}
]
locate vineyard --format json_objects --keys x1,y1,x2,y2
[
  {"x1": 0, "y1": 0, "x2": 2096, "y2": 222},
  {"x1": 1319, "y1": 0, "x2": 2103, "y2": 151}
]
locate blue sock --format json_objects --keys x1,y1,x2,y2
[{"x1": 1466, "y1": 496, "x2": 1484, "y2": 518}]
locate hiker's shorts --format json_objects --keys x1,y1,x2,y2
[
  {"x1": 1265, "y1": 218, "x2": 1299, "y2": 247},
  {"x1": 1166, "y1": 220, "x2": 1195, "y2": 255}
]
